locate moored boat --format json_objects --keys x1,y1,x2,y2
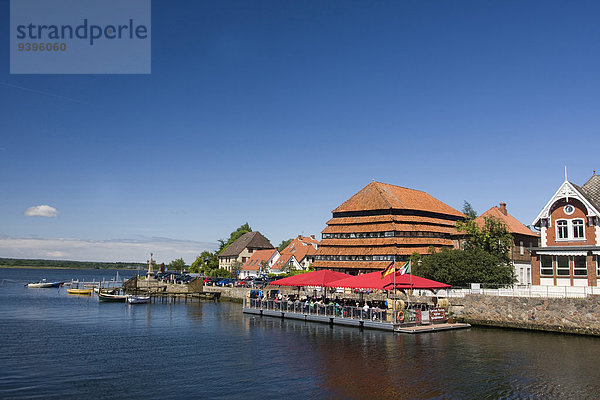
[
  {"x1": 127, "y1": 295, "x2": 150, "y2": 304},
  {"x1": 67, "y1": 288, "x2": 93, "y2": 295},
  {"x1": 26, "y1": 280, "x2": 63, "y2": 288},
  {"x1": 98, "y1": 291, "x2": 128, "y2": 302}
]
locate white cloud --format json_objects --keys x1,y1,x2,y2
[
  {"x1": 24, "y1": 205, "x2": 59, "y2": 217},
  {"x1": 0, "y1": 235, "x2": 218, "y2": 264}
]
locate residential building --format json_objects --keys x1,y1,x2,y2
[
  {"x1": 239, "y1": 249, "x2": 280, "y2": 278},
  {"x1": 475, "y1": 202, "x2": 539, "y2": 285},
  {"x1": 313, "y1": 181, "x2": 464, "y2": 274},
  {"x1": 270, "y1": 254, "x2": 301, "y2": 275},
  {"x1": 531, "y1": 173, "x2": 600, "y2": 287},
  {"x1": 218, "y1": 231, "x2": 274, "y2": 273}
]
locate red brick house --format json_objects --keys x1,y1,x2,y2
[
  {"x1": 531, "y1": 173, "x2": 600, "y2": 287},
  {"x1": 475, "y1": 202, "x2": 539, "y2": 285}
]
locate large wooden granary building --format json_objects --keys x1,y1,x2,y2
[{"x1": 313, "y1": 181, "x2": 465, "y2": 274}]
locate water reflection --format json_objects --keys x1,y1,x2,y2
[{"x1": 3, "y1": 268, "x2": 600, "y2": 399}]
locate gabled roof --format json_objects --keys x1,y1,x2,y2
[
  {"x1": 476, "y1": 204, "x2": 538, "y2": 238},
  {"x1": 219, "y1": 231, "x2": 274, "y2": 257},
  {"x1": 532, "y1": 179, "x2": 600, "y2": 227},
  {"x1": 271, "y1": 254, "x2": 297, "y2": 271},
  {"x1": 280, "y1": 236, "x2": 318, "y2": 262},
  {"x1": 581, "y1": 174, "x2": 600, "y2": 210},
  {"x1": 333, "y1": 181, "x2": 464, "y2": 218},
  {"x1": 241, "y1": 249, "x2": 279, "y2": 271}
]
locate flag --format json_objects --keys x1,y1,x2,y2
[
  {"x1": 381, "y1": 261, "x2": 395, "y2": 279},
  {"x1": 399, "y1": 260, "x2": 411, "y2": 275}
]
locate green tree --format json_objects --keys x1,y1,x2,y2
[
  {"x1": 218, "y1": 223, "x2": 252, "y2": 254},
  {"x1": 206, "y1": 268, "x2": 233, "y2": 278},
  {"x1": 462, "y1": 201, "x2": 478, "y2": 220},
  {"x1": 168, "y1": 258, "x2": 186, "y2": 271},
  {"x1": 277, "y1": 239, "x2": 292, "y2": 252},
  {"x1": 416, "y1": 247, "x2": 515, "y2": 287},
  {"x1": 189, "y1": 251, "x2": 219, "y2": 273},
  {"x1": 456, "y1": 216, "x2": 513, "y2": 264},
  {"x1": 412, "y1": 216, "x2": 516, "y2": 286}
]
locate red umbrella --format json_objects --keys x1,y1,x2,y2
[
  {"x1": 269, "y1": 270, "x2": 351, "y2": 287},
  {"x1": 323, "y1": 270, "x2": 450, "y2": 290},
  {"x1": 384, "y1": 273, "x2": 451, "y2": 290}
]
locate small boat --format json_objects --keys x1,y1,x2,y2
[
  {"x1": 67, "y1": 288, "x2": 93, "y2": 295},
  {"x1": 26, "y1": 280, "x2": 63, "y2": 288},
  {"x1": 127, "y1": 295, "x2": 150, "y2": 304},
  {"x1": 98, "y1": 291, "x2": 128, "y2": 302}
]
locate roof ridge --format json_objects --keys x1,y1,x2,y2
[{"x1": 372, "y1": 181, "x2": 394, "y2": 209}]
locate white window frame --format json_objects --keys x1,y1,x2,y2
[
  {"x1": 540, "y1": 255, "x2": 553, "y2": 276},
  {"x1": 556, "y1": 255, "x2": 570, "y2": 276},
  {"x1": 573, "y1": 255, "x2": 587, "y2": 277},
  {"x1": 556, "y1": 219, "x2": 587, "y2": 241},
  {"x1": 572, "y1": 219, "x2": 585, "y2": 239},
  {"x1": 556, "y1": 220, "x2": 568, "y2": 240}
]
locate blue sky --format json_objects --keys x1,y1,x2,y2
[{"x1": 1, "y1": 0, "x2": 600, "y2": 263}]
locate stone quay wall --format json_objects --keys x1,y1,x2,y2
[
  {"x1": 204, "y1": 286, "x2": 600, "y2": 336},
  {"x1": 449, "y1": 294, "x2": 600, "y2": 336}
]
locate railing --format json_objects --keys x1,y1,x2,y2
[
  {"x1": 430, "y1": 285, "x2": 600, "y2": 299},
  {"x1": 245, "y1": 298, "x2": 428, "y2": 324}
]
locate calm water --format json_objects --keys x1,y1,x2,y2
[{"x1": 1, "y1": 268, "x2": 600, "y2": 399}]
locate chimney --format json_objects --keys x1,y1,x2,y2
[
  {"x1": 310, "y1": 235, "x2": 315, "y2": 239},
  {"x1": 499, "y1": 202, "x2": 507, "y2": 215}
]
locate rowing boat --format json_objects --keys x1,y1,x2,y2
[
  {"x1": 26, "y1": 280, "x2": 63, "y2": 288},
  {"x1": 98, "y1": 291, "x2": 128, "y2": 302},
  {"x1": 67, "y1": 288, "x2": 93, "y2": 295},
  {"x1": 127, "y1": 295, "x2": 150, "y2": 304}
]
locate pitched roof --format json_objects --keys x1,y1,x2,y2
[
  {"x1": 280, "y1": 236, "x2": 318, "y2": 262},
  {"x1": 580, "y1": 174, "x2": 600, "y2": 210},
  {"x1": 333, "y1": 181, "x2": 464, "y2": 218},
  {"x1": 241, "y1": 249, "x2": 279, "y2": 271},
  {"x1": 219, "y1": 231, "x2": 274, "y2": 257},
  {"x1": 271, "y1": 254, "x2": 296, "y2": 271},
  {"x1": 475, "y1": 204, "x2": 539, "y2": 238}
]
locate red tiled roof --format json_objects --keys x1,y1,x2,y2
[
  {"x1": 313, "y1": 261, "x2": 393, "y2": 270},
  {"x1": 280, "y1": 236, "x2": 318, "y2": 262},
  {"x1": 322, "y1": 223, "x2": 458, "y2": 235},
  {"x1": 475, "y1": 206, "x2": 539, "y2": 237},
  {"x1": 241, "y1": 249, "x2": 279, "y2": 271},
  {"x1": 326, "y1": 215, "x2": 458, "y2": 227},
  {"x1": 319, "y1": 238, "x2": 454, "y2": 247},
  {"x1": 271, "y1": 254, "x2": 296, "y2": 270},
  {"x1": 316, "y1": 245, "x2": 448, "y2": 256},
  {"x1": 333, "y1": 181, "x2": 464, "y2": 218}
]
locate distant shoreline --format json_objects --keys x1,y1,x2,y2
[{"x1": 0, "y1": 265, "x2": 136, "y2": 270}]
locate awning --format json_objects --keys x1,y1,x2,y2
[
  {"x1": 269, "y1": 270, "x2": 351, "y2": 287},
  {"x1": 535, "y1": 251, "x2": 589, "y2": 256},
  {"x1": 322, "y1": 270, "x2": 451, "y2": 290}
]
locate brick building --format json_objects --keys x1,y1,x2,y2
[
  {"x1": 475, "y1": 202, "x2": 539, "y2": 285},
  {"x1": 313, "y1": 181, "x2": 464, "y2": 274},
  {"x1": 531, "y1": 173, "x2": 600, "y2": 287}
]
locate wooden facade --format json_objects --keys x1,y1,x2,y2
[{"x1": 313, "y1": 181, "x2": 464, "y2": 274}]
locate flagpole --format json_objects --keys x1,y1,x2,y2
[{"x1": 393, "y1": 259, "x2": 396, "y2": 322}]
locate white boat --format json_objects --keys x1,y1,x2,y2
[
  {"x1": 26, "y1": 280, "x2": 63, "y2": 288},
  {"x1": 127, "y1": 295, "x2": 150, "y2": 304}
]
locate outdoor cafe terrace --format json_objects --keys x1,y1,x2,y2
[{"x1": 242, "y1": 269, "x2": 470, "y2": 333}]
